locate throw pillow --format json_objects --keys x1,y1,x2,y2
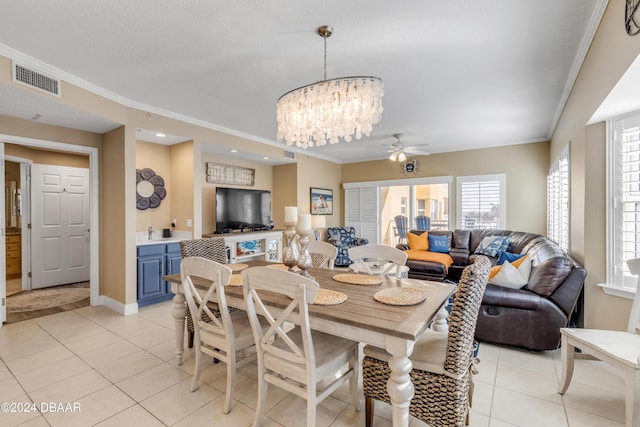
[
  {"x1": 497, "y1": 251, "x2": 525, "y2": 265},
  {"x1": 428, "y1": 234, "x2": 450, "y2": 253},
  {"x1": 474, "y1": 236, "x2": 509, "y2": 257},
  {"x1": 407, "y1": 231, "x2": 429, "y2": 251},
  {"x1": 489, "y1": 256, "x2": 532, "y2": 289}
]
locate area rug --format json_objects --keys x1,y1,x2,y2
[{"x1": 7, "y1": 287, "x2": 90, "y2": 312}]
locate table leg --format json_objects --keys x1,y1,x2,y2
[
  {"x1": 171, "y1": 291, "x2": 187, "y2": 365},
  {"x1": 431, "y1": 303, "x2": 449, "y2": 333},
  {"x1": 385, "y1": 338, "x2": 413, "y2": 427}
]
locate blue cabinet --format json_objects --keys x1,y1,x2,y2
[{"x1": 137, "y1": 242, "x2": 181, "y2": 307}]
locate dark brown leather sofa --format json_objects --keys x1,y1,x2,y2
[{"x1": 398, "y1": 229, "x2": 586, "y2": 351}]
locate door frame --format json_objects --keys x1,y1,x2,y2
[
  {"x1": 5, "y1": 155, "x2": 32, "y2": 292},
  {"x1": 0, "y1": 134, "x2": 99, "y2": 326}
]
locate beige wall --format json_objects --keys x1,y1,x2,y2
[
  {"x1": 5, "y1": 143, "x2": 90, "y2": 168},
  {"x1": 136, "y1": 140, "x2": 172, "y2": 232},
  {"x1": 201, "y1": 153, "x2": 274, "y2": 235},
  {"x1": 273, "y1": 163, "x2": 297, "y2": 229},
  {"x1": 550, "y1": 1, "x2": 639, "y2": 329},
  {"x1": 101, "y1": 127, "x2": 126, "y2": 303},
  {"x1": 170, "y1": 141, "x2": 195, "y2": 233},
  {"x1": 342, "y1": 141, "x2": 550, "y2": 235},
  {"x1": 294, "y1": 155, "x2": 343, "y2": 228}
]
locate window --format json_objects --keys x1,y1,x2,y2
[
  {"x1": 607, "y1": 113, "x2": 640, "y2": 291},
  {"x1": 400, "y1": 197, "x2": 407, "y2": 215},
  {"x1": 457, "y1": 174, "x2": 506, "y2": 229},
  {"x1": 547, "y1": 145, "x2": 570, "y2": 252},
  {"x1": 345, "y1": 177, "x2": 452, "y2": 245}
]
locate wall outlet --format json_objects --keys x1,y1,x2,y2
[
  {"x1": 186, "y1": 219, "x2": 192, "y2": 228},
  {"x1": 171, "y1": 218, "x2": 176, "y2": 228}
]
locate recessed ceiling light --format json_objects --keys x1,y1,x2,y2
[
  {"x1": 155, "y1": 133, "x2": 166, "y2": 137},
  {"x1": 230, "y1": 149, "x2": 238, "y2": 153},
  {"x1": 263, "y1": 156, "x2": 269, "y2": 160}
]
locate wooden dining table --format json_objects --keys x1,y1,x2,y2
[{"x1": 164, "y1": 260, "x2": 455, "y2": 427}]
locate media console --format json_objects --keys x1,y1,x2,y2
[{"x1": 203, "y1": 230, "x2": 283, "y2": 264}]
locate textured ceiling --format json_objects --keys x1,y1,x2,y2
[{"x1": 0, "y1": 0, "x2": 605, "y2": 163}]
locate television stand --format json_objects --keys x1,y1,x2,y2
[{"x1": 204, "y1": 230, "x2": 283, "y2": 263}]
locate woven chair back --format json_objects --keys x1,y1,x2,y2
[{"x1": 444, "y1": 255, "x2": 490, "y2": 376}]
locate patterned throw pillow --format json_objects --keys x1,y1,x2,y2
[
  {"x1": 428, "y1": 234, "x2": 450, "y2": 253},
  {"x1": 474, "y1": 236, "x2": 509, "y2": 257}
]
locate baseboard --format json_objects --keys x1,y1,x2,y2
[{"x1": 98, "y1": 295, "x2": 138, "y2": 316}]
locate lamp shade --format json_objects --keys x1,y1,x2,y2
[{"x1": 311, "y1": 215, "x2": 326, "y2": 229}]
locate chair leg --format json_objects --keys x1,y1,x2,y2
[
  {"x1": 557, "y1": 334, "x2": 575, "y2": 394},
  {"x1": 365, "y1": 396, "x2": 374, "y2": 427},
  {"x1": 223, "y1": 354, "x2": 235, "y2": 414},
  {"x1": 625, "y1": 369, "x2": 640, "y2": 427},
  {"x1": 307, "y1": 386, "x2": 316, "y2": 427},
  {"x1": 191, "y1": 339, "x2": 202, "y2": 392},
  {"x1": 254, "y1": 367, "x2": 268, "y2": 427}
]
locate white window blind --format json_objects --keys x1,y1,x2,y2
[
  {"x1": 608, "y1": 114, "x2": 640, "y2": 290},
  {"x1": 547, "y1": 146, "x2": 570, "y2": 252},
  {"x1": 457, "y1": 175, "x2": 506, "y2": 229},
  {"x1": 344, "y1": 187, "x2": 379, "y2": 244}
]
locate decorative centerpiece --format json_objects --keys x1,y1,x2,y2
[
  {"x1": 296, "y1": 213, "x2": 313, "y2": 278},
  {"x1": 282, "y1": 207, "x2": 300, "y2": 272}
]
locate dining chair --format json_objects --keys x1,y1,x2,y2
[
  {"x1": 180, "y1": 256, "x2": 260, "y2": 414},
  {"x1": 558, "y1": 258, "x2": 640, "y2": 427},
  {"x1": 348, "y1": 243, "x2": 408, "y2": 278},
  {"x1": 180, "y1": 237, "x2": 234, "y2": 348},
  {"x1": 393, "y1": 214, "x2": 409, "y2": 244},
  {"x1": 361, "y1": 256, "x2": 490, "y2": 427},
  {"x1": 307, "y1": 240, "x2": 338, "y2": 269},
  {"x1": 242, "y1": 266, "x2": 361, "y2": 427}
]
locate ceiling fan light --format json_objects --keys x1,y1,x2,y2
[
  {"x1": 389, "y1": 151, "x2": 398, "y2": 161},
  {"x1": 397, "y1": 151, "x2": 407, "y2": 162}
]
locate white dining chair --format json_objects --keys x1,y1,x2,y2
[
  {"x1": 242, "y1": 266, "x2": 361, "y2": 427},
  {"x1": 180, "y1": 257, "x2": 259, "y2": 414},
  {"x1": 558, "y1": 258, "x2": 640, "y2": 427},
  {"x1": 307, "y1": 240, "x2": 338, "y2": 269},
  {"x1": 348, "y1": 243, "x2": 408, "y2": 278}
]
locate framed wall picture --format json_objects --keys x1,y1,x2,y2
[{"x1": 310, "y1": 187, "x2": 333, "y2": 215}]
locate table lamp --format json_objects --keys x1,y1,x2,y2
[{"x1": 311, "y1": 215, "x2": 326, "y2": 241}]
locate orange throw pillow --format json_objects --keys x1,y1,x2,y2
[{"x1": 407, "y1": 231, "x2": 429, "y2": 251}]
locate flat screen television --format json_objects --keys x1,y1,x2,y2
[{"x1": 215, "y1": 187, "x2": 273, "y2": 232}]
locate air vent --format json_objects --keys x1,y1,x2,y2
[
  {"x1": 284, "y1": 150, "x2": 296, "y2": 159},
  {"x1": 13, "y1": 63, "x2": 60, "y2": 96}
]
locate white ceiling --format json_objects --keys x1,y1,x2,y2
[{"x1": 0, "y1": 1, "x2": 606, "y2": 164}]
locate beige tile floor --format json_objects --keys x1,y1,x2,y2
[{"x1": 0, "y1": 301, "x2": 628, "y2": 427}]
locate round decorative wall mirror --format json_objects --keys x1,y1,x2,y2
[{"x1": 136, "y1": 168, "x2": 166, "y2": 210}]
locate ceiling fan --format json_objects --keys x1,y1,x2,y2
[{"x1": 386, "y1": 134, "x2": 431, "y2": 161}]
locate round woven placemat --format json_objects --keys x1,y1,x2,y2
[
  {"x1": 313, "y1": 289, "x2": 348, "y2": 305},
  {"x1": 228, "y1": 274, "x2": 243, "y2": 287},
  {"x1": 267, "y1": 263, "x2": 299, "y2": 272},
  {"x1": 373, "y1": 287, "x2": 426, "y2": 306},
  {"x1": 229, "y1": 263, "x2": 249, "y2": 272},
  {"x1": 332, "y1": 273, "x2": 383, "y2": 285}
]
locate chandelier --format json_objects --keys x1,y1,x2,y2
[{"x1": 276, "y1": 25, "x2": 384, "y2": 149}]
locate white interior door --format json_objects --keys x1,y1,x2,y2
[{"x1": 31, "y1": 164, "x2": 90, "y2": 289}]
